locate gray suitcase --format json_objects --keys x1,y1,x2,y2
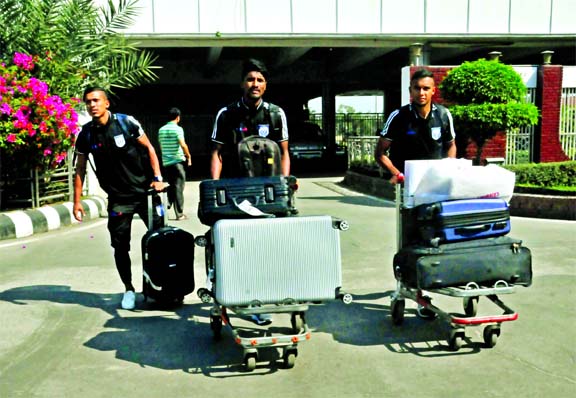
[{"x1": 212, "y1": 216, "x2": 345, "y2": 307}]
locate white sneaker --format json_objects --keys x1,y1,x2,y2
[{"x1": 121, "y1": 290, "x2": 136, "y2": 310}]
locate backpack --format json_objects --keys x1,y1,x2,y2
[
  {"x1": 226, "y1": 101, "x2": 283, "y2": 177},
  {"x1": 237, "y1": 136, "x2": 282, "y2": 177}
]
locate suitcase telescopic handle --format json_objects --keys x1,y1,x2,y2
[{"x1": 146, "y1": 185, "x2": 169, "y2": 230}]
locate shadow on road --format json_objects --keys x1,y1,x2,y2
[
  {"x1": 0, "y1": 284, "x2": 485, "y2": 379},
  {"x1": 0, "y1": 285, "x2": 307, "y2": 376},
  {"x1": 307, "y1": 291, "x2": 484, "y2": 357}
]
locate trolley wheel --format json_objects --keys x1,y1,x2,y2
[
  {"x1": 449, "y1": 330, "x2": 465, "y2": 351},
  {"x1": 290, "y1": 312, "x2": 304, "y2": 333},
  {"x1": 244, "y1": 354, "x2": 257, "y2": 372},
  {"x1": 283, "y1": 349, "x2": 297, "y2": 369},
  {"x1": 463, "y1": 296, "x2": 479, "y2": 317},
  {"x1": 210, "y1": 315, "x2": 222, "y2": 339},
  {"x1": 483, "y1": 325, "x2": 500, "y2": 348},
  {"x1": 197, "y1": 288, "x2": 212, "y2": 303},
  {"x1": 391, "y1": 298, "x2": 405, "y2": 325}
]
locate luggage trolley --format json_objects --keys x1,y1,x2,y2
[
  {"x1": 195, "y1": 216, "x2": 353, "y2": 371},
  {"x1": 390, "y1": 178, "x2": 527, "y2": 351}
]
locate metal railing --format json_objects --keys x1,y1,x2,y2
[
  {"x1": 309, "y1": 113, "x2": 384, "y2": 145},
  {"x1": 346, "y1": 136, "x2": 379, "y2": 166},
  {"x1": 560, "y1": 87, "x2": 576, "y2": 160},
  {"x1": 0, "y1": 150, "x2": 74, "y2": 209},
  {"x1": 505, "y1": 88, "x2": 536, "y2": 165}
]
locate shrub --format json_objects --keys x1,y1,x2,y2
[
  {"x1": 505, "y1": 161, "x2": 576, "y2": 195},
  {"x1": 439, "y1": 59, "x2": 539, "y2": 164}
]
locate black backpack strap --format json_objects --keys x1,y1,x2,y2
[{"x1": 264, "y1": 102, "x2": 282, "y2": 130}]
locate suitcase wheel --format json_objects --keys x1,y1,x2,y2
[
  {"x1": 340, "y1": 293, "x2": 353, "y2": 305},
  {"x1": 198, "y1": 288, "x2": 213, "y2": 303},
  {"x1": 333, "y1": 219, "x2": 349, "y2": 231}
]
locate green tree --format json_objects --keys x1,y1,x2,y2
[
  {"x1": 0, "y1": 0, "x2": 159, "y2": 99},
  {"x1": 439, "y1": 58, "x2": 539, "y2": 164}
]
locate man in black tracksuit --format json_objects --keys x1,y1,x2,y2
[
  {"x1": 375, "y1": 69, "x2": 457, "y2": 319},
  {"x1": 208, "y1": 59, "x2": 290, "y2": 325},
  {"x1": 73, "y1": 87, "x2": 164, "y2": 310},
  {"x1": 210, "y1": 58, "x2": 290, "y2": 179},
  {"x1": 375, "y1": 69, "x2": 456, "y2": 183}
]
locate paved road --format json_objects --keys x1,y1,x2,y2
[{"x1": 0, "y1": 177, "x2": 574, "y2": 398}]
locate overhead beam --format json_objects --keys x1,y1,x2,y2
[
  {"x1": 329, "y1": 47, "x2": 396, "y2": 74},
  {"x1": 206, "y1": 47, "x2": 223, "y2": 67},
  {"x1": 272, "y1": 47, "x2": 312, "y2": 68}
]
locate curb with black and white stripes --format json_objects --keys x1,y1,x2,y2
[{"x1": 0, "y1": 196, "x2": 107, "y2": 240}]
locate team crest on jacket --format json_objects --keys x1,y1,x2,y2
[
  {"x1": 431, "y1": 127, "x2": 441, "y2": 140},
  {"x1": 258, "y1": 124, "x2": 270, "y2": 137},
  {"x1": 114, "y1": 134, "x2": 126, "y2": 148}
]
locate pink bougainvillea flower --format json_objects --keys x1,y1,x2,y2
[
  {"x1": 1, "y1": 52, "x2": 79, "y2": 170},
  {"x1": 0, "y1": 102, "x2": 11, "y2": 114},
  {"x1": 13, "y1": 52, "x2": 35, "y2": 71}
]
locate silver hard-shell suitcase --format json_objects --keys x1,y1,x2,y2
[{"x1": 212, "y1": 215, "x2": 345, "y2": 307}]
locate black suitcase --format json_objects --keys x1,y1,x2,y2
[
  {"x1": 393, "y1": 236, "x2": 532, "y2": 289},
  {"x1": 142, "y1": 192, "x2": 195, "y2": 303},
  {"x1": 198, "y1": 175, "x2": 297, "y2": 226},
  {"x1": 414, "y1": 198, "x2": 511, "y2": 245}
]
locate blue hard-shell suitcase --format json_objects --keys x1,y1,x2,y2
[{"x1": 415, "y1": 198, "x2": 510, "y2": 245}]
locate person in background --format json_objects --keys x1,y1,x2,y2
[
  {"x1": 73, "y1": 87, "x2": 164, "y2": 310},
  {"x1": 158, "y1": 107, "x2": 192, "y2": 220},
  {"x1": 374, "y1": 69, "x2": 456, "y2": 319}
]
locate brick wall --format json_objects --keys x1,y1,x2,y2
[{"x1": 534, "y1": 65, "x2": 570, "y2": 163}]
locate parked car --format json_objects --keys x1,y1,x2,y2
[
  {"x1": 288, "y1": 120, "x2": 348, "y2": 171},
  {"x1": 288, "y1": 121, "x2": 327, "y2": 160}
]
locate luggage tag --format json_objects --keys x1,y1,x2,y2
[{"x1": 237, "y1": 199, "x2": 274, "y2": 218}]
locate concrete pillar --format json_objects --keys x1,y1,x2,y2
[
  {"x1": 322, "y1": 82, "x2": 336, "y2": 150},
  {"x1": 488, "y1": 51, "x2": 502, "y2": 61},
  {"x1": 409, "y1": 43, "x2": 424, "y2": 66},
  {"x1": 541, "y1": 50, "x2": 554, "y2": 65}
]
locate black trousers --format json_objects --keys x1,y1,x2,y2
[
  {"x1": 107, "y1": 197, "x2": 163, "y2": 290},
  {"x1": 164, "y1": 162, "x2": 186, "y2": 218}
]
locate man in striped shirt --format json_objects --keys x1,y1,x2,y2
[{"x1": 158, "y1": 107, "x2": 192, "y2": 220}]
